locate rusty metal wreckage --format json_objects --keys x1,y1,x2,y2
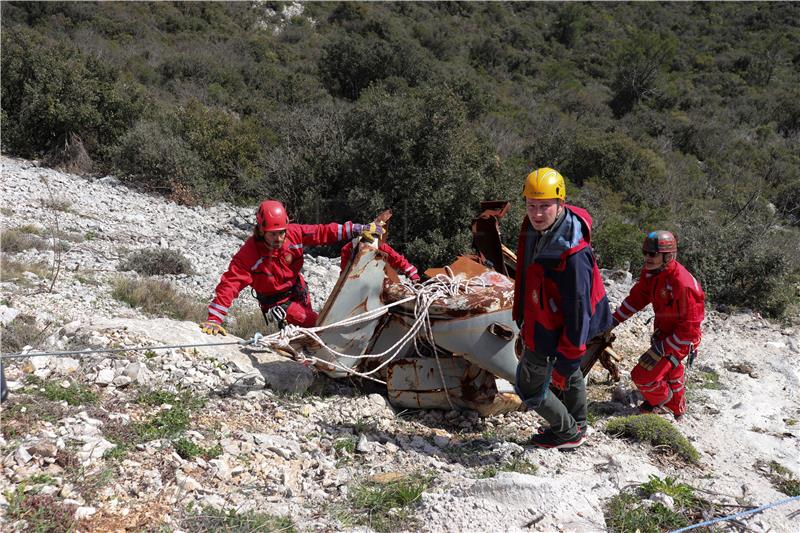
[{"x1": 286, "y1": 202, "x2": 621, "y2": 415}]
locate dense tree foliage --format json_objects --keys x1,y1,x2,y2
[{"x1": 2, "y1": 1, "x2": 798, "y2": 317}]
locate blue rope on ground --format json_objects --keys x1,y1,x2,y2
[{"x1": 669, "y1": 495, "x2": 800, "y2": 533}]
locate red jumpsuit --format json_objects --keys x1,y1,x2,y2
[
  {"x1": 207, "y1": 222, "x2": 358, "y2": 328},
  {"x1": 613, "y1": 260, "x2": 705, "y2": 416},
  {"x1": 339, "y1": 241, "x2": 418, "y2": 280}
]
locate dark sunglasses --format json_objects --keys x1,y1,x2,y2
[{"x1": 643, "y1": 251, "x2": 659, "y2": 257}]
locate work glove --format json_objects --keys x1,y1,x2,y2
[
  {"x1": 200, "y1": 321, "x2": 227, "y2": 336},
  {"x1": 353, "y1": 222, "x2": 385, "y2": 243},
  {"x1": 409, "y1": 272, "x2": 421, "y2": 282}
]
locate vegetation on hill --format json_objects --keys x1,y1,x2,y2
[{"x1": 2, "y1": 1, "x2": 799, "y2": 316}]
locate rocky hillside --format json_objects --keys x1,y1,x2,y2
[{"x1": 1, "y1": 156, "x2": 798, "y2": 532}]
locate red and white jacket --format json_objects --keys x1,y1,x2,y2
[
  {"x1": 339, "y1": 241, "x2": 418, "y2": 280},
  {"x1": 613, "y1": 260, "x2": 705, "y2": 359},
  {"x1": 206, "y1": 222, "x2": 357, "y2": 324}
]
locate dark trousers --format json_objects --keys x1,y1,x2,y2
[{"x1": 515, "y1": 350, "x2": 586, "y2": 438}]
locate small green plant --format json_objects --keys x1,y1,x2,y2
[
  {"x1": 691, "y1": 370, "x2": 725, "y2": 390},
  {"x1": 478, "y1": 457, "x2": 539, "y2": 478},
  {"x1": 604, "y1": 475, "x2": 707, "y2": 532},
  {"x1": 119, "y1": 247, "x2": 194, "y2": 276},
  {"x1": 144, "y1": 350, "x2": 157, "y2": 359},
  {"x1": 27, "y1": 473, "x2": 57, "y2": 485},
  {"x1": 180, "y1": 506, "x2": 296, "y2": 532},
  {"x1": 639, "y1": 476, "x2": 696, "y2": 507},
  {"x1": 25, "y1": 375, "x2": 98, "y2": 406},
  {"x1": 112, "y1": 277, "x2": 206, "y2": 321},
  {"x1": 757, "y1": 460, "x2": 800, "y2": 497},
  {"x1": 173, "y1": 437, "x2": 222, "y2": 460},
  {"x1": 785, "y1": 418, "x2": 797, "y2": 427},
  {"x1": 605, "y1": 414, "x2": 700, "y2": 463},
  {"x1": 131, "y1": 389, "x2": 207, "y2": 442},
  {"x1": 5, "y1": 483, "x2": 77, "y2": 532},
  {"x1": 605, "y1": 491, "x2": 689, "y2": 532},
  {"x1": 333, "y1": 436, "x2": 357, "y2": 454},
  {"x1": 339, "y1": 473, "x2": 433, "y2": 532}
]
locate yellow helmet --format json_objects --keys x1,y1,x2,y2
[{"x1": 522, "y1": 167, "x2": 566, "y2": 200}]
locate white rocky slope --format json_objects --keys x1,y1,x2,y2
[{"x1": 1, "y1": 155, "x2": 798, "y2": 532}]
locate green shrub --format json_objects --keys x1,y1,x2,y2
[
  {"x1": 119, "y1": 247, "x2": 194, "y2": 276},
  {"x1": 1, "y1": 25, "x2": 143, "y2": 159},
  {"x1": 172, "y1": 437, "x2": 222, "y2": 460},
  {"x1": 112, "y1": 277, "x2": 206, "y2": 321},
  {"x1": 604, "y1": 414, "x2": 700, "y2": 463}
]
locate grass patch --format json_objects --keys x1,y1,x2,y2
[
  {"x1": 1, "y1": 399, "x2": 67, "y2": 439},
  {"x1": 40, "y1": 196, "x2": 74, "y2": 212},
  {"x1": 478, "y1": 457, "x2": 539, "y2": 478},
  {"x1": 756, "y1": 460, "x2": 800, "y2": 496},
  {"x1": 604, "y1": 475, "x2": 711, "y2": 533},
  {"x1": 130, "y1": 389, "x2": 207, "y2": 442},
  {"x1": 338, "y1": 473, "x2": 433, "y2": 532},
  {"x1": 0, "y1": 256, "x2": 51, "y2": 285},
  {"x1": 0, "y1": 313, "x2": 46, "y2": 353},
  {"x1": 25, "y1": 375, "x2": 98, "y2": 406},
  {"x1": 2, "y1": 228, "x2": 49, "y2": 252},
  {"x1": 228, "y1": 306, "x2": 276, "y2": 340},
  {"x1": 119, "y1": 247, "x2": 194, "y2": 276},
  {"x1": 112, "y1": 277, "x2": 206, "y2": 321},
  {"x1": 604, "y1": 414, "x2": 700, "y2": 463},
  {"x1": 333, "y1": 436, "x2": 357, "y2": 454},
  {"x1": 180, "y1": 506, "x2": 296, "y2": 532},
  {"x1": 172, "y1": 438, "x2": 222, "y2": 461},
  {"x1": 690, "y1": 370, "x2": 725, "y2": 390},
  {"x1": 5, "y1": 484, "x2": 77, "y2": 532}
]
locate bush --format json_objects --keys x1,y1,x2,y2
[
  {"x1": 0, "y1": 314, "x2": 43, "y2": 353},
  {"x1": 604, "y1": 414, "x2": 700, "y2": 463},
  {"x1": 1, "y1": 26, "x2": 143, "y2": 159},
  {"x1": 1, "y1": 229, "x2": 49, "y2": 253},
  {"x1": 119, "y1": 247, "x2": 194, "y2": 276},
  {"x1": 111, "y1": 277, "x2": 206, "y2": 321}
]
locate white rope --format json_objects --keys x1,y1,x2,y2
[{"x1": 255, "y1": 272, "x2": 490, "y2": 394}]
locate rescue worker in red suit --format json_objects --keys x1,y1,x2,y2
[
  {"x1": 608, "y1": 231, "x2": 704, "y2": 420},
  {"x1": 339, "y1": 234, "x2": 420, "y2": 282},
  {"x1": 200, "y1": 200, "x2": 384, "y2": 335},
  {"x1": 513, "y1": 168, "x2": 613, "y2": 449}
]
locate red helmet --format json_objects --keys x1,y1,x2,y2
[
  {"x1": 643, "y1": 230, "x2": 677, "y2": 253},
  {"x1": 256, "y1": 200, "x2": 289, "y2": 232}
]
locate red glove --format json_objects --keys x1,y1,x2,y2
[
  {"x1": 409, "y1": 272, "x2": 421, "y2": 282},
  {"x1": 551, "y1": 369, "x2": 568, "y2": 391}
]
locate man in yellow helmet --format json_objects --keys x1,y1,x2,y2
[{"x1": 513, "y1": 168, "x2": 613, "y2": 449}]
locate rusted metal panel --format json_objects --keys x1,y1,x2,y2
[
  {"x1": 471, "y1": 200, "x2": 512, "y2": 277},
  {"x1": 386, "y1": 357, "x2": 521, "y2": 414}
]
